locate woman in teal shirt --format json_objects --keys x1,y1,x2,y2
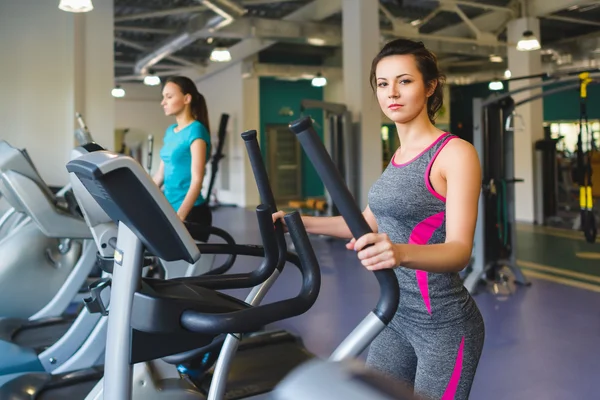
[{"x1": 153, "y1": 76, "x2": 212, "y2": 236}]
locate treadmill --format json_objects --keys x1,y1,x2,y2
[
  {"x1": 0, "y1": 141, "x2": 98, "y2": 374},
  {"x1": 0, "y1": 142, "x2": 235, "y2": 378}
]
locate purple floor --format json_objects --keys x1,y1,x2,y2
[{"x1": 212, "y1": 207, "x2": 600, "y2": 400}]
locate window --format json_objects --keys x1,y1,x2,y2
[{"x1": 549, "y1": 120, "x2": 600, "y2": 155}]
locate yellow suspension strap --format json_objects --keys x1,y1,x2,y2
[{"x1": 577, "y1": 72, "x2": 596, "y2": 243}]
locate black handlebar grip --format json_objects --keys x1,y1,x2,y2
[
  {"x1": 288, "y1": 116, "x2": 399, "y2": 325},
  {"x1": 284, "y1": 211, "x2": 320, "y2": 303},
  {"x1": 241, "y1": 130, "x2": 276, "y2": 208},
  {"x1": 241, "y1": 129, "x2": 287, "y2": 273},
  {"x1": 255, "y1": 203, "x2": 278, "y2": 267}
]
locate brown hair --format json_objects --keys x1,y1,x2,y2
[
  {"x1": 165, "y1": 76, "x2": 210, "y2": 132},
  {"x1": 369, "y1": 38, "x2": 445, "y2": 123}
]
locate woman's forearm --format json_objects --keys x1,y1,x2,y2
[
  {"x1": 396, "y1": 241, "x2": 472, "y2": 273},
  {"x1": 301, "y1": 215, "x2": 353, "y2": 239},
  {"x1": 177, "y1": 179, "x2": 203, "y2": 220}
]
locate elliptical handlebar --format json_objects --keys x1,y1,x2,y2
[
  {"x1": 287, "y1": 116, "x2": 399, "y2": 325},
  {"x1": 180, "y1": 210, "x2": 321, "y2": 335},
  {"x1": 170, "y1": 203, "x2": 279, "y2": 289},
  {"x1": 184, "y1": 223, "x2": 238, "y2": 275},
  {"x1": 241, "y1": 129, "x2": 288, "y2": 274}
]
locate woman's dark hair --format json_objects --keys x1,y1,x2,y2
[
  {"x1": 165, "y1": 76, "x2": 210, "y2": 132},
  {"x1": 369, "y1": 38, "x2": 445, "y2": 123}
]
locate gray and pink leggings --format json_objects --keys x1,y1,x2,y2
[{"x1": 366, "y1": 309, "x2": 485, "y2": 400}]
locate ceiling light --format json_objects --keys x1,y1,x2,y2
[
  {"x1": 410, "y1": 19, "x2": 422, "y2": 26},
  {"x1": 307, "y1": 37, "x2": 326, "y2": 46},
  {"x1": 489, "y1": 55, "x2": 503, "y2": 63},
  {"x1": 489, "y1": 80, "x2": 503, "y2": 91},
  {"x1": 143, "y1": 75, "x2": 161, "y2": 86},
  {"x1": 311, "y1": 73, "x2": 327, "y2": 87},
  {"x1": 210, "y1": 47, "x2": 231, "y2": 62},
  {"x1": 111, "y1": 86, "x2": 125, "y2": 98},
  {"x1": 58, "y1": 0, "x2": 94, "y2": 13},
  {"x1": 517, "y1": 30, "x2": 541, "y2": 51},
  {"x1": 504, "y1": 69, "x2": 512, "y2": 79}
]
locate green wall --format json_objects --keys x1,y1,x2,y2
[
  {"x1": 544, "y1": 81, "x2": 600, "y2": 121},
  {"x1": 450, "y1": 79, "x2": 600, "y2": 144},
  {"x1": 259, "y1": 77, "x2": 325, "y2": 198}
]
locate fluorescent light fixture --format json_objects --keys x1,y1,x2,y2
[
  {"x1": 307, "y1": 37, "x2": 326, "y2": 46},
  {"x1": 311, "y1": 73, "x2": 327, "y2": 87},
  {"x1": 58, "y1": 0, "x2": 94, "y2": 13},
  {"x1": 143, "y1": 75, "x2": 161, "y2": 86},
  {"x1": 489, "y1": 80, "x2": 503, "y2": 91},
  {"x1": 517, "y1": 30, "x2": 541, "y2": 51},
  {"x1": 489, "y1": 55, "x2": 503, "y2": 63},
  {"x1": 210, "y1": 47, "x2": 231, "y2": 62},
  {"x1": 111, "y1": 86, "x2": 125, "y2": 98}
]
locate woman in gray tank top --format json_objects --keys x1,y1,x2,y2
[{"x1": 274, "y1": 38, "x2": 484, "y2": 400}]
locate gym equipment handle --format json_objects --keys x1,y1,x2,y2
[
  {"x1": 180, "y1": 211, "x2": 321, "y2": 334},
  {"x1": 241, "y1": 130, "x2": 276, "y2": 207},
  {"x1": 184, "y1": 223, "x2": 238, "y2": 275},
  {"x1": 170, "y1": 203, "x2": 279, "y2": 289},
  {"x1": 241, "y1": 129, "x2": 288, "y2": 274},
  {"x1": 288, "y1": 116, "x2": 399, "y2": 325}
]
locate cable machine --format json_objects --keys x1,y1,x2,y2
[{"x1": 463, "y1": 70, "x2": 600, "y2": 294}]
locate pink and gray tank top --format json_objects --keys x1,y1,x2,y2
[{"x1": 368, "y1": 132, "x2": 477, "y2": 326}]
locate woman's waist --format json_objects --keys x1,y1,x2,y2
[{"x1": 395, "y1": 295, "x2": 479, "y2": 327}]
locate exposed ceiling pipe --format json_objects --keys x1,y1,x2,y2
[{"x1": 133, "y1": 0, "x2": 247, "y2": 75}]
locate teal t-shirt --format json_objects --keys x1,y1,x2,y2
[{"x1": 159, "y1": 120, "x2": 211, "y2": 211}]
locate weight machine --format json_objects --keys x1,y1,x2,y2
[{"x1": 463, "y1": 70, "x2": 600, "y2": 294}]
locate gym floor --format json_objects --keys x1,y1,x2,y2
[{"x1": 211, "y1": 207, "x2": 600, "y2": 400}]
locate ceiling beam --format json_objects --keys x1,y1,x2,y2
[
  {"x1": 242, "y1": 62, "x2": 343, "y2": 80},
  {"x1": 439, "y1": 0, "x2": 516, "y2": 15},
  {"x1": 541, "y1": 15, "x2": 600, "y2": 28},
  {"x1": 183, "y1": 16, "x2": 342, "y2": 45},
  {"x1": 114, "y1": 0, "x2": 301, "y2": 22},
  {"x1": 526, "y1": 0, "x2": 598, "y2": 16},
  {"x1": 114, "y1": 26, "x2": 176, "y2": 34},
  {"x1": 190, "y1": 0, "x2": 342, "y2": 83},
  {"x1": 114, "y1": 37, "x2": 202, "y2": 68},
  {"x1": 382, "y1": 29, "x2": 506, "y2": 57},
  {"x1": 431, "y1": 10, "x2": 512, "y2": 38},
  {"x1": 115, "y1": 6, "x2": 207, "y2": 23}
]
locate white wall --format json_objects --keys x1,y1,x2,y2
[
  {"x1": 196, "y1": 63, "x2": 261, "y2": 207},
  {"x1": 508, "y1": 17, "x2": 544, "y2": 223},
  {"x1": 77, "y1": 1, "x2": 115, "y2": 152},
  {"x1": 114, "y1": 83, "x2": 171, "y2": 173},
  {"x1": 324, "y1": 77, "x2": 345, "y2": 104},
  {"x1": 0, "y1": 0, "x2": 114, "y2": 187}
]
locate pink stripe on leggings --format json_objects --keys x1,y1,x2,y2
[
  {"x1": 441, "y1": 336, "x2": 465, "y2": 400},
  {"x1": 408, "y1": 211, "x2": 445, "y2": 314}
]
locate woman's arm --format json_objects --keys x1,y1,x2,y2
[
  {"x1": 353, "y1": 139, "x2": 481, "y2": 273},
  {"x1": 152, "y1": 161, "x2": 165, "y2": 188},
  {"x1": 274, "y1": 205, "x2": 379, "y2": 239},
  {"x1": 177, "y1": 139, "x2": 207, "y2": 221}
]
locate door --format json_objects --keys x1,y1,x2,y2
[{"x1": 266, "y1": 124, "x2": 302, "y2": 203}]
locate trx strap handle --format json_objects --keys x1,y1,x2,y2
[{"x1": 577, "y1": 72, "x2": 596, "y2": 243}]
